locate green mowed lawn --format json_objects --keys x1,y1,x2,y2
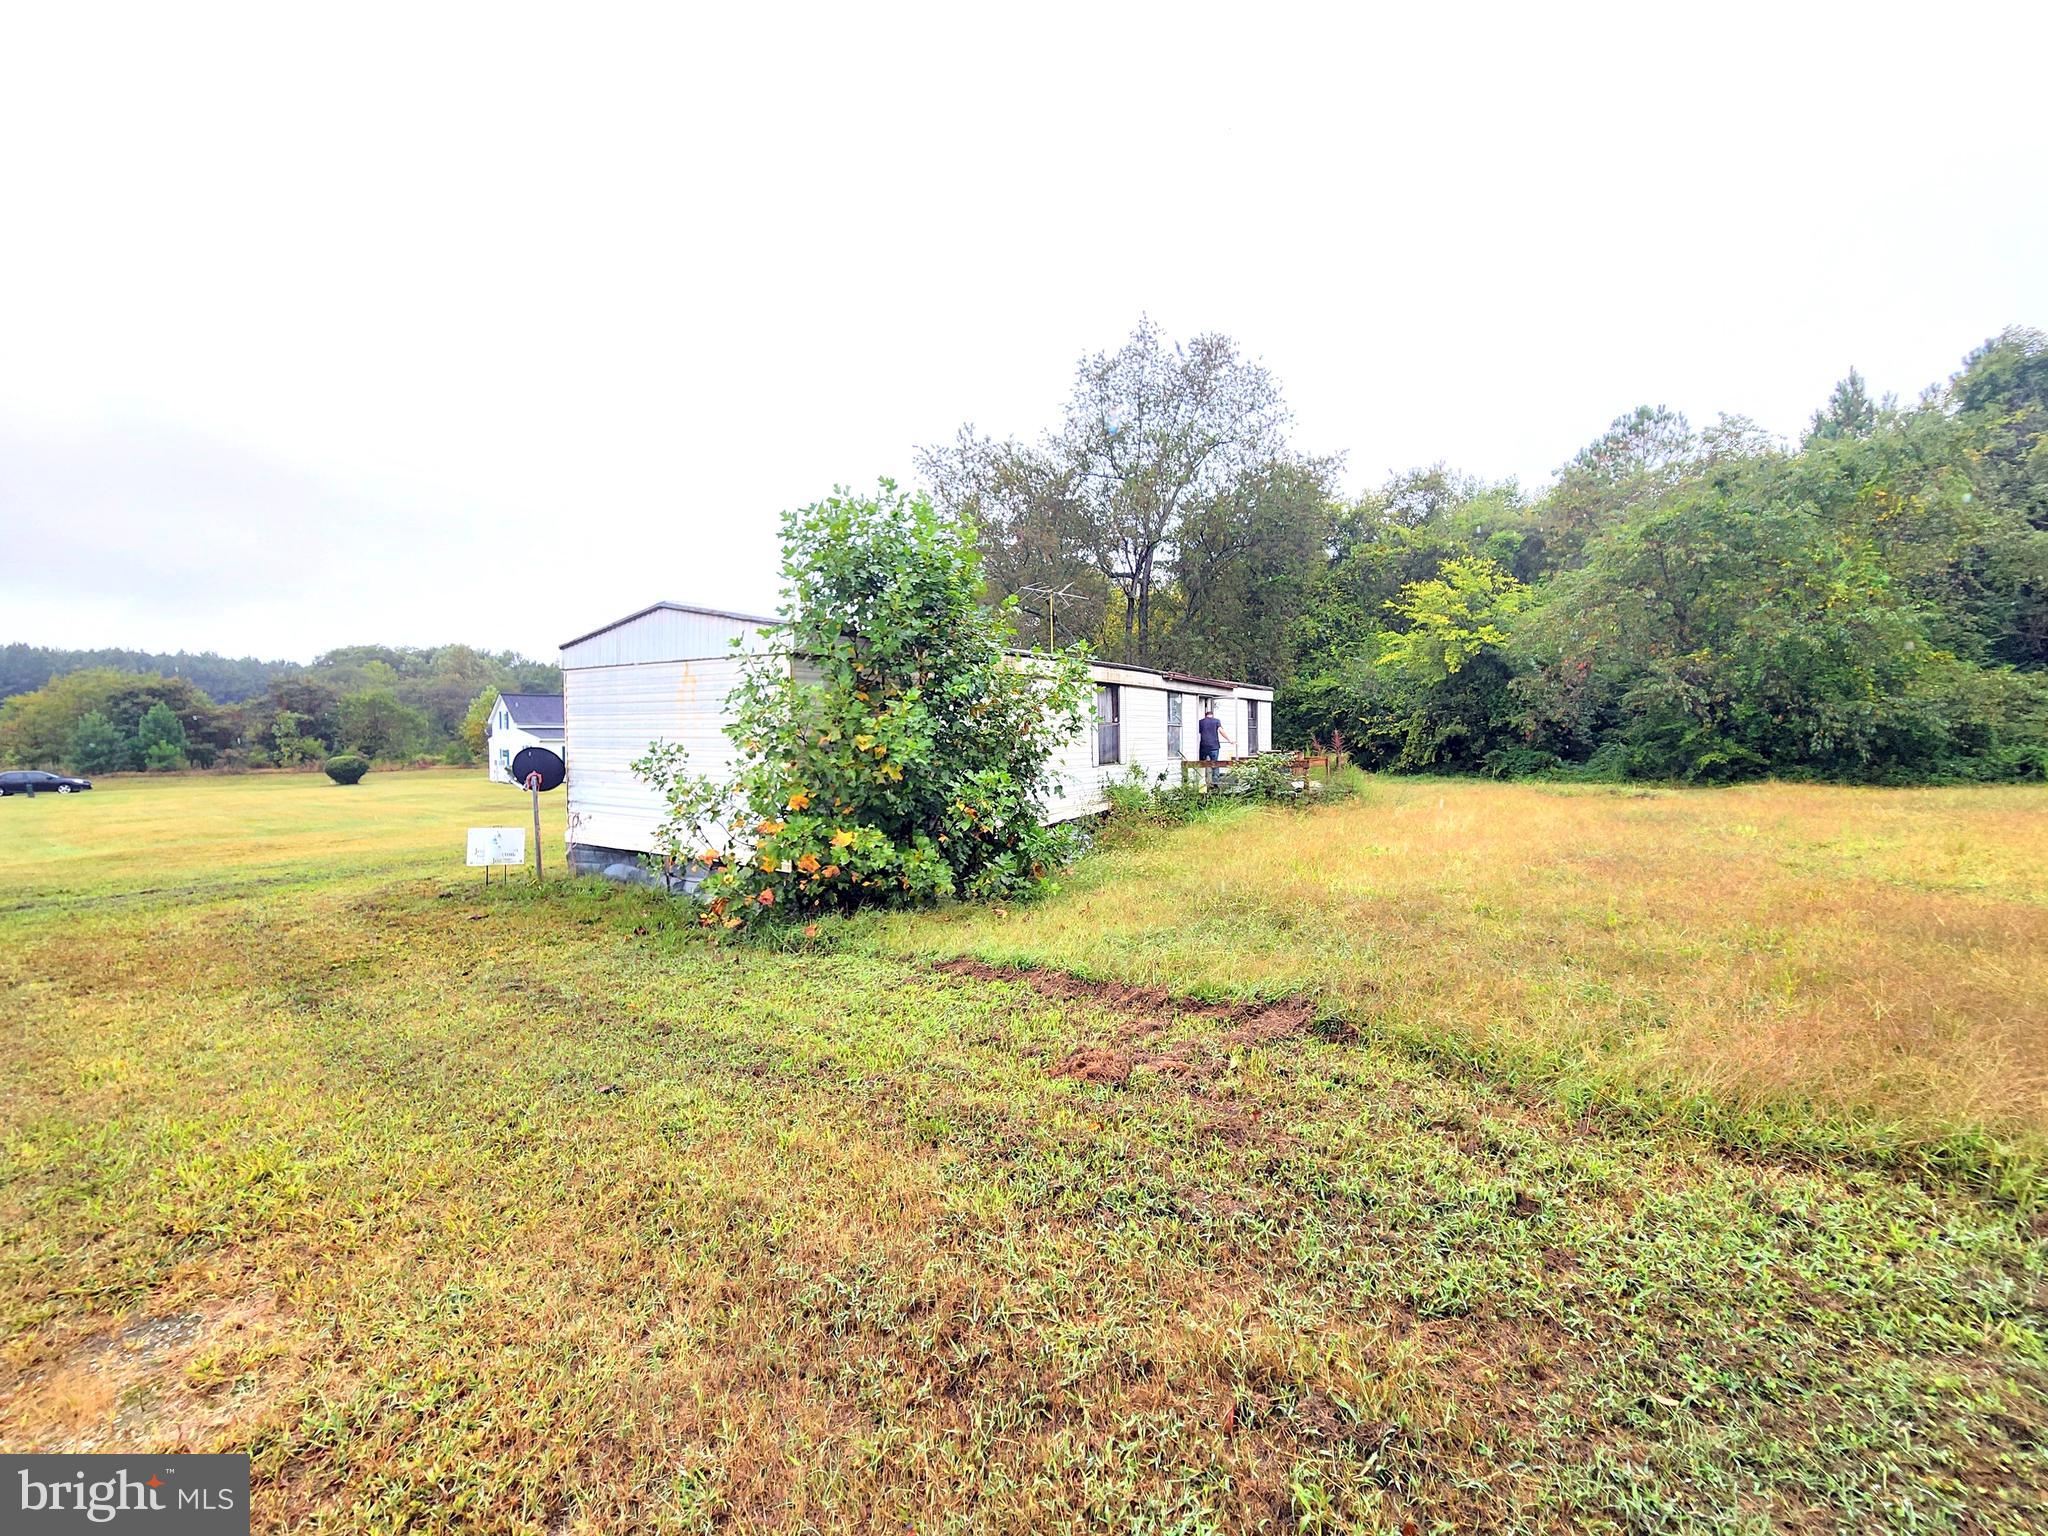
[
  {"x1": 0, "y1": 766, "x2": 568, "y2": 908},
  {"x1": 1, "y1": 772, "x2": 2043, "y2": 1533}
]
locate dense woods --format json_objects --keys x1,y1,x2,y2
[
  {"x1": 0, "y1": 644, "x2": 559, "y2": 772},
  {"x1": 930, "y1": 322, "x2": 2048, "y2": 783}
]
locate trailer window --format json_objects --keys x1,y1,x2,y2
[{"x1": 1095, "y1": 684, "x2": 1121, "y2": 765}]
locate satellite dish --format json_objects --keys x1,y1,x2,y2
[{"x1": 511, "y1": 745, "x2": 564, "y2": 792}]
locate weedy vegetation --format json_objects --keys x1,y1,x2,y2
[{"x1": 2, "y1": 771, "x2": 2044, "y2": 1533}]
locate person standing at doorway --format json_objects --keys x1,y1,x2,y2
[{"x1": 1197, "y1": 705, "x2": 1232, "y2": 786}]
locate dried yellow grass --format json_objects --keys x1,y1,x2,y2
[{"x1": 869, "y1": 778, "x2": 2048, "y2": 1156}]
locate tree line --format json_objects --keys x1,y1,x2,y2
[
  {"x1": 925, "y1": 320, "x2": 2047, "y2": 783},
  {"x1": 0, "y1": 644, "x2": 560, "y2": 773},
  {"x1": 0, "y1": 643, "x2": 291, "y2": 704}
]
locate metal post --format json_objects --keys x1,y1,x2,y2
[{"x1": 529, "y1": 776, "x2": 544, "y2": 881}]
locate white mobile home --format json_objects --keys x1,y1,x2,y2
[
  {"x1": 486, "y1": 693, "x2": 565, "y2": 784},
  {"x1": 556, "y1": 600, "x2": 1274, "y2": 877}
]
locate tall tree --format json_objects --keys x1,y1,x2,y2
[
  {"x1": 335, "y1": 689, "x2": 428, "y2": 760},
  {"x1": 135, "y1": 702, "x2": 190, "y2": 771},
  {"x1": 923, "y1": 318, "x2": 1324, "y2": 663},
  {"x1": 460, "y1": 688, "x2": 500, "y2": 761}
]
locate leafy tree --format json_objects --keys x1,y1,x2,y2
[
  {"x1": 0, "y1": 669, "x2": 123, "y2": 765},
  {"x1": 250, "y1": 678, "x2": 341, "y2": 754},
  {"x1": 1377, "y1": 558, "x2": 1529, "y2": 682},
  {"x1": 923, "y1": 318, "x2": 1330, "y2": 662},
  {"x1": 1951, "y1": 326, "x2": 2048, "y2": 532},
  {"x1": 1166, "y1": 459, "x2": 1336, "y2": 684},
  {"x1": 636, "y1": 482, "x2": 1090, "y2": 926},
  {"x1": 135, "y1": 702, "x2": 190, "y2": 771},
  {"x1": 66, "y1": 710, "x2": 130, "y2": 774},
  {"x1": 335, "y1": 689, "x2": 429, "y2": 760},
  {"x1": 1514, "y1": 460, "x2": 2003, "y2": 781},
  {"x1": 1531, "y1": 405, "x2": 1707, "y2": 573},
  {"x1": 269, "y1": 710, "x2": 325, "y2": 768},
  {"x1": 460, "y1": 688, "x2": 500, "y2": 761}
]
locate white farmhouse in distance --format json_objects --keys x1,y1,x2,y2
[
  {"x1": 555, "y1": 600, "x2": 1274, "y2": 879},
  {"x1": 486, "y1": 692, "x2": 565, "y2": 785}
]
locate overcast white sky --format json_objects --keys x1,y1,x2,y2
[{"x1": 2, "y1": 2, "x2": 2042, "y2": 663}]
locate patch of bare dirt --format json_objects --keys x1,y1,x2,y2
[
  {"x1": 1, "y1": 1293, "x2": 286, "y2": 1452},
  {"x1": 1049, "y1": 1048, "x2": 1137, "y2": 1084},
  {"x1": 930, "y1": 958, "x2": 1325, "y2": 1075}
]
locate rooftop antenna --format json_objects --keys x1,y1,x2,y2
[{"x1": 1018, "y1": 582, "x2": 1078, "y2": 650}]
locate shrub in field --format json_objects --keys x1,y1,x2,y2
[
  {"x1": 636, "y1": 482, "x2": 1091, "y2": 928},
  {"x1": 1221, "y1": 751, "x2": 1303, "y2": 803},
  {"x1": 1102, "y1": 765, "x2": 1213, "y2": 833},
  {"x1": 323, "y1": 753, "x2": 371, "y2": 786}
]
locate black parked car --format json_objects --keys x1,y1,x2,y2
[{"x1": 0, "y1": 770, "x2": 93, "y2": 795}]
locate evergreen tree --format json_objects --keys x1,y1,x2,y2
[
  {"x1": 1807, "y1": 368, "x2": 1881, "y2": 442},
  {"x1": 65, "y1": 709, "x2": 131, "y2": 774},
  {"x1": 135, "y1": 701, "x2": 190, "y2": 771}
]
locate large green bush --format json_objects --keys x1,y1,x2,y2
[
  {"x1": 636, "y1": 482, "x2": 1090, "y2": 927},
  {"x1": 323, "y1": 753, "x2": 371, "y2": 786}
]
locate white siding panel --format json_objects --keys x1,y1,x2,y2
[
  {"x1": 1044, "y1": 677, "x2": 1212, "y2": 820},
  {"x1": 564, "y1": 659, "x2": 747, "y2": 854},
  {"x1": 486, "y1": 724, "x2": 543, "y2": 785},
  {"x1": 561, "y1": 608, "x2": 778, "y2": 670}
]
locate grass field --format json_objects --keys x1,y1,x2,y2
[
  {"x1": 0, "y1": 767, "x2": 567, "y2": 908},
  {"x1": 2, "y1": 771, "x2": 2044, "y2": 1533},
  {"x1": 861, "y1": 778, "x2": 2048, "y2": 1188}
]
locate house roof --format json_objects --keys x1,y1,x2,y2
[
  {"x1": 559, "y1": 601, "x2": 780, "y2": 651},
  {"x1": 499, "y1": 693, "x2": 565, "y2": 729},
  {"x1": 1007, "y1": 650, "x2": 1264, "y2": 692}
]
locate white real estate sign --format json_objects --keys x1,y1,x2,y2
[{"x1": 467, "y1": 827, "x2": 527, "y2": 866}]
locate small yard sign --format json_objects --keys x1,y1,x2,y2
[{"x1": 467, "y1": 827, "x2": 527, "y2": 867}]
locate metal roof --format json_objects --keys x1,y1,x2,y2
[{"x1": 559, "y1": 601, "x2": 780, "y2": 651}]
